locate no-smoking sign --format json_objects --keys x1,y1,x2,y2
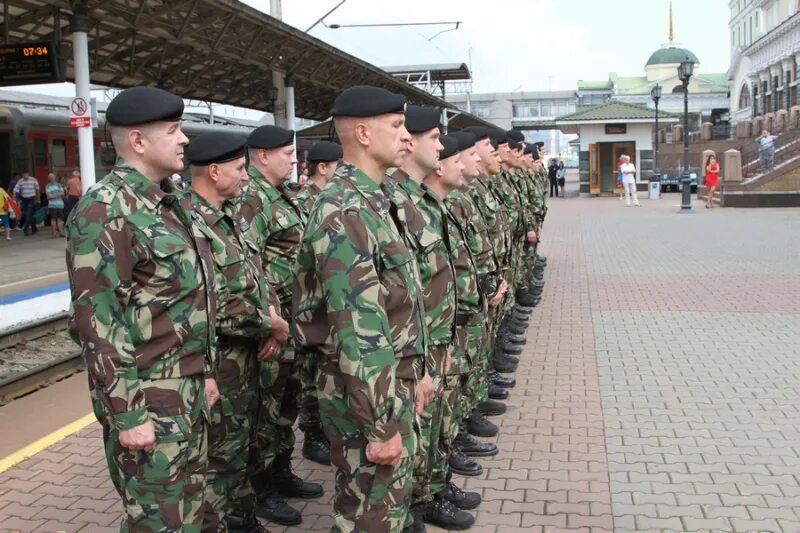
[{"x1": 71, "y1": 97, "x2": 88, "y2": 116}]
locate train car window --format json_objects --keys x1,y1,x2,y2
[
  {"x1": 52, "y1": 139, "x2": 67, "y2": 167},
  {"x1": 34, "y1": 138, "x2": 47, "y2": 166}
]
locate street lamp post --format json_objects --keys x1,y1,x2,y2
[
  {"x1": 650, "y1": 84, "x2": 662, "y2": 178},
  {"x1": 677, "y1": 58, "x2": 695, "y2": 212}
]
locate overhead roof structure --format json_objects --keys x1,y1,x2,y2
[
  {"x1": 383, "y1": 63, "x2": 473, "y2": 98},
  {"x1": 0, "y1": 0, "x2": 482, "y2": 122}
]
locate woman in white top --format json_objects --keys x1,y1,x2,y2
[{"x1": 620, "y1": 155, "x2": 639, "y2": 206}]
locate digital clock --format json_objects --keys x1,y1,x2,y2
[{"x1": 0, "y1": 41, "x2": 64, "y2": 87}]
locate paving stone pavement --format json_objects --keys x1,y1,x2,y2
[{"x1": 0, "y1": 195, "x2": 798, "y2": 532}]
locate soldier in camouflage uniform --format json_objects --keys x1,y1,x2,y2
[
  {"x1": 388, "y1": 108, "x2": 478, "y2": 530},
  {"x1": 66, "y1": 87, "x2": 216, "y2": 532},
  {"x1": 292, "y1": 86, "x2": 429, "y2": 533},
  {"x1": 296, "y1": 140, "x2": 342, "y2": 466},
  {"x1": 238, "y1": 125, "x2": 323, "y2": 527},
  {"x1": 186, "y1": 132, "x2": 290, "y2": 533}
]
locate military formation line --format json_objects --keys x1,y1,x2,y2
[{"x1": 65, "y1": 83, "x2": 551, "y2": 533}]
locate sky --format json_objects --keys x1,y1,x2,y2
[{"x1": 6, "y1": 0, "x2": 731, "y2": 104}]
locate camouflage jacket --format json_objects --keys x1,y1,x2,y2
[
  {"x1": 292, "y1": 162, "x2": 426, "y2": 442},
  {"x1": 190, "y1": 192, "x2": 272, "y2": 369},
  {"x1": 385, "y1": 171, "x2": 456, "y2": 353},
  {"x1": 467, "y1": 175, "x2": 502, "y2": 295},
  {"x1": 239, "y1": 167, "x2": 306, "y2": 312},
  {"x1": 66, "y1": 165, "x2": 216, "y2": 431},
  {"x1": 444, "y1": 191, "x2": 483, "y2": 314},
  {"x1": 475, "y1": 172, "x2": 510, "y2": 275},
  {"x1": 296, "y1": 180, "x2": 323, "y2": 217}
]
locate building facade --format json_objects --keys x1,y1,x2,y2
[{"x1": 728, "y1": 0, "x2": 800, "y2": 127}]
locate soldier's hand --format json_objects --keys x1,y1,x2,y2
[
  {"x1": 416, "y1": 374, "x2": 435, "y2": 415},
  {"x1": 527, "y1": 230, "x2": 538, "y2": 244},
  {"x1": 118, "y1": 420, "x2": 156, "y2": 452},
  {"x1": 366, "y1": 432, "x2": 402, "y2": 467},
  {"x1": 257, "y1": 336, "x2": 282, "y2": 361},
  {"x1": 205, "y1": 377, "x2": 220, "y2": 408},
  {"x1": 269, "y1": 306, "x2": 290, "y2": 345}
]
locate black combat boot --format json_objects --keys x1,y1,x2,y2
[
  {"x1": 515, "y1": 288, "x2": 538, "y2": 307},
  {"x1": 272, "y1": 451, "x2": 324, "y2": 499},
  {"x1": 504, "y1": 319, "x2": 527, "y2": 335},
  {"x1": 441, "y1": 480, "x2": 482, "y2": 510},
  {"x1": 301, "y1": 428, "x2": 331, "y2": 466},
  {"x1": 448, "y1": 449, "x2": 483, "y2": 476},
  {"x1": 477, "y1": 399, "x2": 507, "y2": 417},
  {"x1": 514, "y1": 303, "x2": 534, "y2": 314},
  {"x1": 488, "y1": 382, "x2": 509, "y2": 400},
  {"x1": 229, "y1": 521, "x2": 272, "y2": 533},
  {"x1": 489, "y1": 370, "x2": 516, "y2": 388},
  {"x1": 454, "y1": 424, "x2": 498, "y2": 457},
  {"x1": 493, "y1": 351, "x2": 519, "y2": 373},
  {"x1": 498, "y1": 335, "x2": 523, "y2": 355},
  {"x1": 505, "y1": 333, "x2": 526, "y2": 345},
  {"x1": 254, "y1": 481, "x2": 302, "y2": 526},
  {"x1": 419, "y1": 496, "x2": 475, "y2": 530},
  {"x1": 403, "y1": 504, "x2": 427, "y2": 533},
  {"x1": 536, "y1": 254, "x2": 547, "y2": 264},
  {"x1": 466, "y1": 409, "x2": 498, "y2": 437}
]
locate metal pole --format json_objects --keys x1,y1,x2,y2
[
  {"x1": 285, "y1": 75, "x2": 297, "y2": 183},
  {"x1": 654, "y1": 99, "x2": 660, "y2": 176},
  {"x1": 681, "y1": 81, "x2": 692, "y2": 211},
  {"x1": 269, "y1": 0, "x2": 282, "y2": 20},
  {"x1": 71, "y1": 9, "x2": 96, "y2": 193}
]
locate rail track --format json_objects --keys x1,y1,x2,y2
[{"x1": 0, "y1": 315, "x2": 84, "y2": 406}]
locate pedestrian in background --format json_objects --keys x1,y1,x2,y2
[
  {"x1": 548, "y1": 158, "x2": 559, "y2": 197},
  {"x1": 0, "y1": 186, "x2": 13, "y2": 241},
  {"x1": 616, "y1": 155, "x2": 625, "y2": 200},
  {"x1": 64, "y1": 170, "x2": 82, "y2": 217},
  {"x1": 757, "y1": 130, "x2": 777, "y2": 171},
  {"x1": 556, "y1": 161, "x2": 566, "y2": 197},
  {"x1": 13, "y1": 171, "x2": 40, "y2": 235},
  {"x1": 704, "y1": 154, "x2": 719, "y2": 209},
  {"x1": 620, "y1": 155, "x2": 639, "y2": 207},
  {"x1": 45, "y1": 173, "x2": 66, "y2": 237}
]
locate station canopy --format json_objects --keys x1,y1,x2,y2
[{"x1": 0, "y1": 0, "x2": 488, "y2": 122}]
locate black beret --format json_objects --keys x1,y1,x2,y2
[
  {"x1": 186, "y1": 132, "x2": 247, "y2": 166},
  {"x1": 439, "y1": 135, "x2": 460, "y2": 160},
  {"x1": 462, "y1": 126, "x2": 489, "y2": 141},
  {"x1": 531, "y1": 150, "x2": 541, "y2": 161},
  {"x1": 523, "y1": 144, "x2": 536, "y2": 155},
  {"x1": 488, "y1": 129, "x2": 507, "y2": 145},
  {"x1": 307, "y1": 141, "x2": 343, "y2": 163},
  {"x1": 535, "y1": 141, "x2": 545, "y2": 148},
  {"x1": 405, "y1": 105, "x2": 441, "y2": 133},
  {"x1": 449, "y1": 131, "x2": 476, "y2": 152},
  {"x1": 508, "y1": 139, "x2": 521, "y2": 150},
  {"x1": 247, "y1": 125, "x2": 294, "y2": 150},
  {"x1": 330, "y1": 85, "x2": 406, "y2": 117},
  {"x1": 106, "y1": 86, "x2": 183, "y2": 126},
  {"x1": 489, "y1": 138, "x2": 499, "y2": 150},
  {"x1": 506, "y1": 129, "x2": 525, "y2": 142}
]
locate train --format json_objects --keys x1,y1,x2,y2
[{"x1": 0, "y1": 89, "x2": 315, "y2": 190}]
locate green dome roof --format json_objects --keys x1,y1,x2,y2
[{"x1": 645, "y1": 46, "x2": 699, "y2": 67}]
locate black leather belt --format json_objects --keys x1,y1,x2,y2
[
  {"x1": 455, "y1": 313, "x2": 472, "y2": 326},
  {"x1": 217, "y1": 334, "x2": 258, "y2": 349}
]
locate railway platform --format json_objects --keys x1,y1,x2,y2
[{"x1": 1, "y1": 194, "x2": 799, "y2": 532}]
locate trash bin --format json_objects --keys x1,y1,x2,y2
[{"x1": 648, "y1": 176, "x2": 661, "y2": 200}]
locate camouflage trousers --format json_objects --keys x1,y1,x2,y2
[
  {"x1": 250, "y1": 346, "x2": 301, "y2": 478},
  {"x1": 429, "y1": 372, "x2": 461, "y2": 496},
  {"x1": 297, "y1": 350, "x2": 323, "y2": 434},
  {"x1": 412, "y1": 344, "x2": 449, "y2": 504},
  {"x1": 97, "y1": 375, "x2": 207, "y2": 532},
  {"x1": 204, "y1": 341, "x2": 260, "y2": 532},
  {"x1": 319, "y1": 360, "x2": 418, "y2": 533},
  {"x1": 458, "y1": 318, "x2": 488, "y2": 413}
]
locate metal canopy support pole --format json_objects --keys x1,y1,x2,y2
[
  {"x1": 285, "y1": 74, "x2": 298, "y2": 183},
  {"x1": 70, "y1": 7, "x2": 96, "y2": 193}
]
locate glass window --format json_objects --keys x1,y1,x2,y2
[
  {"x1": 34, "y1": 138, "x2": 47, "y2": 166},
  {"x1": 51, "y1": 139, "x2": 67, "y2": 167},
  {"x1": 540, "y1": 103, "x2": 553, "y2": 116}
]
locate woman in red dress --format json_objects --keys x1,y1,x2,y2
[{"x1": 705, "y1": 155, "x2": 720, "y2": 208}]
